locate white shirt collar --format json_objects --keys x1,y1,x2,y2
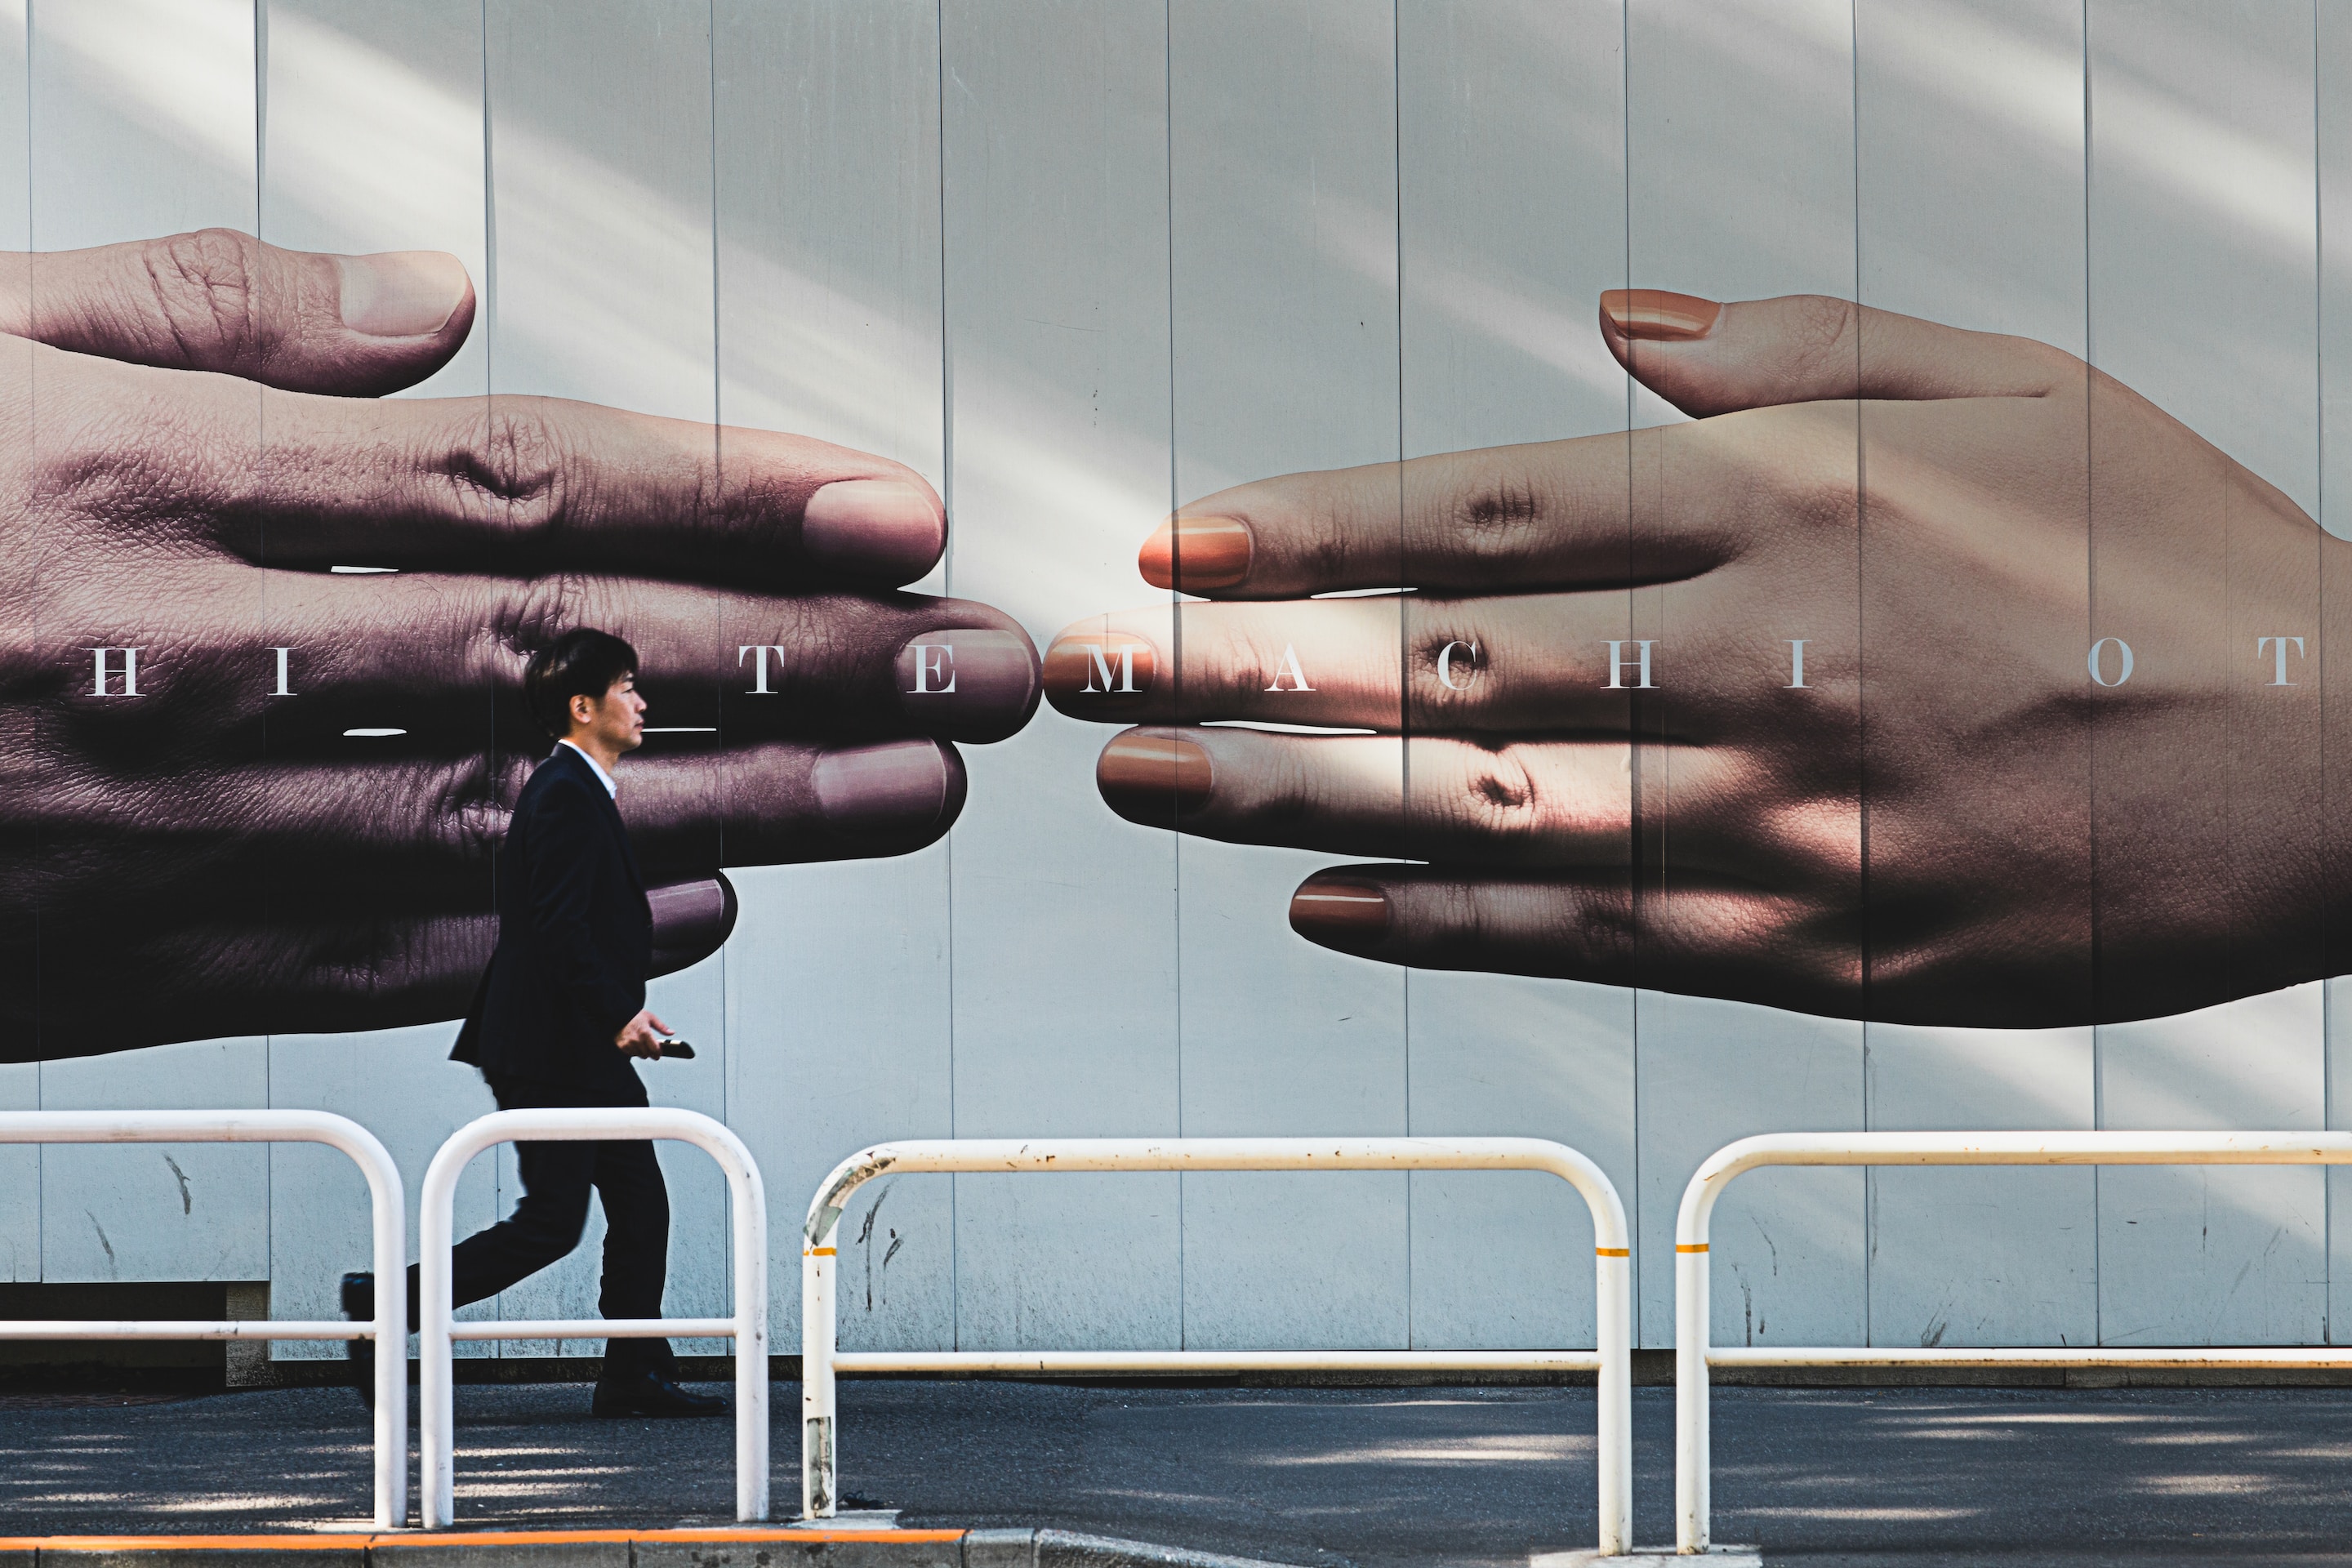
[{"x1": 557, "y1": 740, "x2": 618, "y2": 798}]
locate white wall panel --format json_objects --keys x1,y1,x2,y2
[
  {"x1": 42, "y1": 1041, "x2": 268, "y2": 1281},
  {"x1": 715, "y1": 0, "x2": 955, "y2": 1358},
  {"x1": 2087, "y1": 0, "x2": 2327, "y2": 1347},
  {"x1": 2324, "y1": 0, "x2": 2352, "y2": 1343},
  {"x1": 2328, "y1": 0, "x2": 2352, "y2": 546},
  {"x1": 0, "y1": 0, "x2": 30, "y2": 1285},
  {"x1": 483, "y1": 0, "x2": 726, "y2": 1355},
  {"x1": 1866, "y1": 1030, "x2": 2096, "y2": 1347},
  {"x1": 30, "y1": 0, "x2": 269, "y2": 1285},
  {"x1": 1170, "y1": 0, "x2": 1409, "y2": 1352},
  {"x1": 0, "y1": 0, "x2": 21, "y2": 254},
  {"x1": 1637, "y1": 996, "x2": 1865, "y2": 1348},
  {"x1": 1396, "y1": 0, "x2": 1634, "y2": 1350},
  {"x1": 0, "y1": 1062, "x2": 36, "y2": 1281},
  {"x1": 940, "y1": 0, "x2": 1183, "y2": 1352},
  {"x1": 2100, "y1": 985, "x2": 2327, "y2": 1343},
  {"x1": 1627, "y1": 0, "x2": 1866, "y2": 1348},
  {"x1": 266, "y1": 1025, "x2": 499, "y2": 1358},
  {"x1": 257, "y1": 0, "x2": 497, "y2": 1359},
  {"x1": 728, "y1": 861, "x2": 954, "y2": 1353},
  {"x1": 29, "y1": 0, "x2": 254, "y2": 246},
  {"x1": 1855, "y1": 0, "x2": 2096, "y2": 1348}
]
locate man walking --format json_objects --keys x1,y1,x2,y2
[{"x1": 343, "y1": 628, "x2": 724, "y2": 1418}]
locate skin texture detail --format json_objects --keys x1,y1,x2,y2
[
  {"x1": 1048, "y1": 290, "x2": 2338, "y2": 1030},
  {"x1": 0, "y1": 227, "x2": 1040, "y2": 1061}
]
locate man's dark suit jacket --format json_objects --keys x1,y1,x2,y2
[{"x1": 452, "y1": 743, "x2": 650, "y2": 1095}]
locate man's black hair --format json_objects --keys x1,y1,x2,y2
[{"x1": 523, "y1": 628, "x2": 639, "y2": 739}]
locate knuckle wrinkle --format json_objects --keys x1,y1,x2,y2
[{"x1": 142, "y1": 229, "x2": 262, "y2": 368}]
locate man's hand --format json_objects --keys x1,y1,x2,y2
[
  {"x1": 0, "y1": 229, "x2": 1042, "y2": 1060},
  {"x1": 1047, "y1": 290, "x2": 2332, "y2": 1029},
  {"x1": 614, "y1": 1009, "x2": 674, "y2": 1059}
]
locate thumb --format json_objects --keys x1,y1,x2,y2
[
  {"x1": 0, "y1": 227, "x2": 473, "y2": 396},
  {"x1": 1599, "y1": 289, "x2": 2080, "y2": 418}
]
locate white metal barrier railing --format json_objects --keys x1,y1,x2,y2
[
  {"x1": 417, "y1": 1107, "x2": 768, "y2": 1528},
  {"x1": 802, "y1": 1136, "x2": 1633, "y2": 1557},
  {"x1": 0, "y1": 1110, "x2": 407, "y2": 1526},
  {"x1": 1674, "y1": 1129, "x2": 2352, "y2": 1555}
]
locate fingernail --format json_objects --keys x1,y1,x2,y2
[
  {"x1": 649, "y1": 875, "x2": 737, "y2": 969},
  {"x1": 1140, "y1": 515, "x2": 1253, "y2": 590},
  {"x1": 803, "y1": 479, "x2": 947, "y2": 580},
  {"x1": 894, "y1": 629, "x2": 1041, "y2": 737},
  {"x1": 1096, "y1": 731, "x2": 1213, "y2": 824},
  {"x1": 1600, "y1": 288, "x2": 1721, "y2": 342},
  {"x1": 1043, "y1": 630, "x2": 1158, "y2": 709},
  {"x1": 813, "y1": 739, "x2": 964, "y2": 840},
  {"x1": 1290, "y1": 875, "x2": 1391, "y2": 947},
  {"x1": 336, "y1": 251, "x2": 470, "y2": 337}
]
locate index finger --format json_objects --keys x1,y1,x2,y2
[
  {"x1": 1138, "y1": 428, "x2": 1735, "y2": 599},
  {"x1": 131, "y1": 363, "x2": 948, "y2": 585}
]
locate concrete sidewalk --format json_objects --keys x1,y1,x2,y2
[{"x1": 3, "y1": 1380, "x2": 2350, "y2": 1566}]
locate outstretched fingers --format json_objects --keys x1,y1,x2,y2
[
  {"x1": 241, "y1": 381, "x2": 947, "y2": 586},
  {"x1": 1093, "y1": 727, "x2": 1639, "y2": 865},
  {"x1": 1138, "y1": 435, "x2": 1735, "y2": 599},
  {"x1": 1283, "y1": 865, "x2": 1861, "y2": 1015}
]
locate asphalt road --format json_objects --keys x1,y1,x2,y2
[{"x1": 2, "y1": 1380, "x2": 2350, "y2": 1566}]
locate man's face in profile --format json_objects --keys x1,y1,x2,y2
[{"x1": 573, "y1": 673, "x2": 647, "y2": 756}]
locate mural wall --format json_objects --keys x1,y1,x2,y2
[{"x1": 2, "y1": 0, "x2": 2350, "y2": 1359}]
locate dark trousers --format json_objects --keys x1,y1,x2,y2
[{"x1": 400, "y1": 1069, "x2": 674, "y2": 1380}]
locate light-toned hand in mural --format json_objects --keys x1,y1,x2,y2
[
  {"x1": 0, "y1": 227, "x2": 1039, "y2": 1059},
  {"x1": 1048, "y1": 289, "x2": 2333, "y2": 1029}
]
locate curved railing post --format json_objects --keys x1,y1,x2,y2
[
  {"x1": 416, "y1": 1118, "x2": 475, "y2": 1530},
  {"x1": 1592, "y1": 1234, "x2": 1632, "y2": 1554},
  {"x1": 1673, "y1": 1139, "x2": 1751, "y2": 1554},
  {"x1": 1672, "y1": 1129, "x2": 2352, "y2": 1557},
  {"x1": 343, "y1": 1116, "x2": 410, "y2": 1530},
  {"x1": 0, "y1": 1110, "x2": 405, "y2": 1528},
  {"x1": 801, "y1": 1162, "x2": 848, "y2": 1518},
  {"x1": 419, "y1": 1107, "x2": 767, "y2": 1528},
  {"x1": 800, "y1": 1136, "x2": 1629, "y2": 1553},
  {"x1": 724, "y1": 1120, "x2": 770, "y2": 1524}
]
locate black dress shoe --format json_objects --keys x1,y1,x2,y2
[
  {"x1": 340, "y1": 1272, "x2": 375, "y2": 1414},
  {"x1": 590, "y1": 1370, "x2": 728, "y2": 1418}
]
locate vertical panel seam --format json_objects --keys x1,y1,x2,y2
[
  {"x1": 2305, "y1": 0, "x2": 2323, "y2": 1344},
  {"x1": 2314, "y1": 0, "x2": 2331, "y2": 1342},
  {"x1": 1392, "y1": 0, "x2": 1410, "y2": 1354},
  {"x1": 1851, "y1": 0, "x2": 1869, "y2": 1352},
  {"x1": 1166, "y1": 0, "x2": 1185, "y2": 1354},
  {"x1": 253, "y1": 0, "x2": 272, "y2": 1297},
  {"x1": 936, "y1": 0, "x2": 960, "y2": 1353},
  {"x1": 480, "y1": 0, "x2": 500, "y2": 1347},
  {"x1": 707, "y1": 0, "x2": 729, "y2": 1333},
  {"x1": 1619, "y1": 0, "x2": 1638, "y2": 1346},
  {"x1": 2084, "y1": 0, "x2": 2103, "y2": 1350}
]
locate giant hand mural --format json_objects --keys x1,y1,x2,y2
[
  {"x1": 0, "y1": 229, "x2": 1039, "y2": 1058},
  {"x1": 1049, "y1": 288, "x2": 2334, "y2": 1028}
]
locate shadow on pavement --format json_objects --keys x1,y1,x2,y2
[{"x1": 2, "y1": 1381, "x2": 2351, "y2": 1566}]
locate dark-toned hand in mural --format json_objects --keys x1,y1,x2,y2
[
  {"x1": 1047, "y1": 290, "x2": 2336, "y2": 1028},
  {"x1": 0, "y1": 228, "x2": 1039, "y2": 1059}
]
